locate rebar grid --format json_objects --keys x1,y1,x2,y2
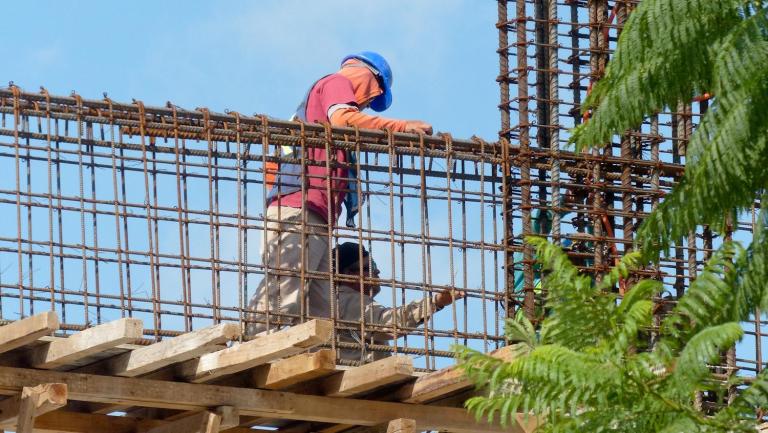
[
  {"x1": 0, "y1": 88, "x2": 519, "y2": 370},
  {"x1": 497, "y1": 0, "x2": 762, "y2": 380}
]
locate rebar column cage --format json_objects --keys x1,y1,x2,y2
[{"x1": 497, "y1": 0, "x2": 763, "y2": 379}]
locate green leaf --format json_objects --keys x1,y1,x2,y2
[{"x1": 672, "y1": 322, "x2": 743, "y2": 387}]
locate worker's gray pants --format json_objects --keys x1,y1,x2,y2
[{"x1": 246, "y1": 206, "x2": 332, "y2": 335}]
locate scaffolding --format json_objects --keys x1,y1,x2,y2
[{"x1": 0, "y1": 1, "x2": 760, "y2": 432}]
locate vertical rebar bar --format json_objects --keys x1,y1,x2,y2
[
  {"x1": 548, "y1": 0, "x2": 561, "y2": 244},
  {"x1": 516, "y1": 0, "x2": 536, "y2": 321}
]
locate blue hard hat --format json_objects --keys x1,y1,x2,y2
[{"x1": 341, "y1": 51, "x2": 393, "y2": 112}]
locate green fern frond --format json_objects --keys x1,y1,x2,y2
[
  {"x1": 656, "y1": 416, "x2": 701, "y2": 433},
  {"x1": 572, "y1": 0, "x2": 743, "y2": 149},
  {"x1": 527, "y1": 236, "x2": 584, "y2": 287},
  {"x1": 454, "y1": 345, "x2": 507, "y2": 385},
  {"x1": 611, "y1": 299, "x2": 654, "y2": 355},
  {"x1": 661, "y1": 242, "x2": 744, "y2": 342},
  {"x1": 636, "y1": 95, "x2": 768, "y2": 258},
  {"x1": 597, "y1": 251, "x2": 643, "y2": 292},
  {"x1": 740, "y1": 195, "x2": 768, "y2": 311},
  {"x1": 458, "y1": 237, "x2": 760, "y2": 433},
  {"x1": 669, "y1": 322, "x2": 743, "y2": 395},
  {"x1": 528, "y1": 237, "x2": 620, "y2": 349},
  {"x1": 504, "y1": 316, "x2": 538, "y2": 349},
  {"x1": 616, "y1": 279, "x2": 663, "y2": 316},
  {"x1": 720, "y1": 367, "x2": 768, "y2": 425},
  {"x1": 570, "y1": 0, "x2": 768, "y2": 262}
]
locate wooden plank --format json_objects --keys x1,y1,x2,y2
[
  {"x1": 237, "y1": 350, "x2": 337, "y2": 429},
  {"x1": 342, "y1": 416, "x2": 535, "y2": 433},
  {"x1": 251, "y1": 349, "x2": 337, "y2": 390},
  {"x1": 0, "y1": 338, "x2": 139, "y2": 373},
  {"x1": 178, "y1": 319, "x2": 332, "y2": 383},
  {"x1": 32, "y1": 410, "x2": 256, "y2": 433},
  {"x1": 0, "y1": 366, "x2": 518, "y2": 433},
  {"x1": 144, "y1": 410, "x2": 221, "y2": 433},
  {"x1": 0, "y1": 311, "x2": 59, "y2": 354},
  {"x1": 393, "y1": 345, "x2": 517, "y2": 404},
  {"x1": 28, "y1": 318, "x2": 143, "y2": 370},
  {"x1": 313, "y1": 347, "x2": 519, "y2": 433},
  {"x1": 161, "y1": 406, "x2": 238, "y2": 431},
  {"x1": 40, "y1": 410, "x2": 138, "y2": 433},
  {"x1": 322, "y1": 355, "x2": 414, "y2": 398},
  {"x1": 0, "y1": 383, "x2": 67, "y2": 432},
  {"x1": 79, "y1": 322, "x2": 240, "y2": 377}
]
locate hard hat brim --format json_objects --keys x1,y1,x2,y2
[{"x1": 370, "y1": 88, "x2": 392, "y2": 112}]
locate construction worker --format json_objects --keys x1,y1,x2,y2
[
  {"x1": 511, "y1": 189, "x2": 593, "y2": 321},
  {"x1": 247, "y1": 52, "x2": 433, "y2": 335},
  {"x1": 331, "y1": 242, "x2": 465, "y2": 363}
]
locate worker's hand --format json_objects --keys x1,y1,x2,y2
[
  {"x1": 404, "y1": 120, "x2": 433, "y2": 136},
  {"x1": 435, "y1": 289, "x2": 466, "y2": 309}
]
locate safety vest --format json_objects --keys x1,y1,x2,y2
[{"x1": 264, "y1": 76, "x2": 363, "y2": 228}]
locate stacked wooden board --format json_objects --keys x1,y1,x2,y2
[{"x1": 0, "y1": 311, "x2": 531, "y2": 433}]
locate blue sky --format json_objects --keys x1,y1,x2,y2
[{"x1": 2, "y1": 0, "x2": 501, "y2": 141}]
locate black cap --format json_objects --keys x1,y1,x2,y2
[{"x1": 333, "y1": 242, "x2": 369, "y2": 272}]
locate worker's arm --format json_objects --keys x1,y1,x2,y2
[
  {"x1": 364, "y1": 289, "x2": 465, "y2": 340},
  {"x1": 330, "y1": 107, "x2": 432, "y2": 135}
]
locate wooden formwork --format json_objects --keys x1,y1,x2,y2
[{"x1": 0, "y1": 312, "x2": 530, "y2": 433}]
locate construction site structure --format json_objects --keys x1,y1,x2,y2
[{"x1": 0, "y1": 1, "x2": 761, "y2": 432}]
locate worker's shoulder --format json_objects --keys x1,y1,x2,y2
[{"x1": 314, "y1": 72, "x2": 353, "y2": 90}]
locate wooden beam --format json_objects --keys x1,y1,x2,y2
[
  {"x1": 214, "y1": 405, "x2": 239, "y2": 430},
  {"x1": 32, "y1": 410, "x2": 256, "y2": 433},
  {"x1": 343, "y1": 418, "x2": 417, "y2": 433},
  {"x1": 251, "y1": 349, "x2": 337, "y2": 390},
  {"x1": 144, "y1": 410, "x2": 221, "y2": 433},
  {"x1": 322, "y1": 355, "x2": 414, "y2": 398},
  {"x1": 388, "y1": 418, "x2": 417, "y2": 433},
  {"x1": 78, "y1": 322, "x2": 240, "y2": 377},
  {"x1": 0, "y1": 383, "x2": 67, "y2": 432},
  {"x1": 178, "y1": 319, "x2": 332, "y2": 383},
  {"x1": 0, "y1": 366, "x2": 518, "y2": 433},
  {"x1": 0, "y1": 311, "x2": 59, "y2": 354},
  {"x1": 393, "y1": 345, "x2": 517, "y2": 404},
  {"x1": 28, "y1": 318, "x2": 143, "y2": 370}
]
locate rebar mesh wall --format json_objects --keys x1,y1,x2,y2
[
  {"x1": 497, "y1": 0, "x2": 763, "y2": 378},
  {"x1": 0, "y1": 88, "x2": 516, "y2": 370}
]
